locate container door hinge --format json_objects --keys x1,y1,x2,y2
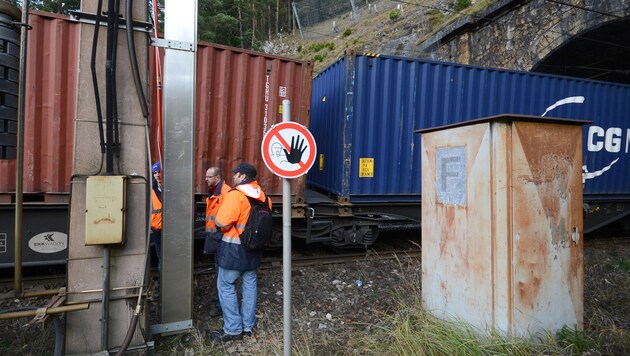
[{"x1": 571, "y1": 226, "x2": 580, "y2": 245}]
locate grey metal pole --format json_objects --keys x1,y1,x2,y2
[
  {"x1": 14, "y1": 0, "x2": 30, "y2": 299},
  {"x1": 101, "y1": 247, "x2": 110, "y2": 350},
  {"x1": 282, "y1": 99, "x2": 292, "y2": 356},
  {"x1": 161, "y1": 0, "x2": 197, "y2": 328},
  {"x1": 350, "y1": 0, "x2": 360, "y2": 23},
  {"x1": 291, "y1": 2, "x2": 303, "y2": 39}
]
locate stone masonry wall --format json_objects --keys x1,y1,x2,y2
[{"x1": 424, "y1": 0, "x2": 630, "y2": 71}]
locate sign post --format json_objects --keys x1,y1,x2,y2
[
  {"x1": 261, "y1": 122, "x2": 317, "y2": 179},
  {"x1": 262, "y1": 100, "x2": 316, "y2": 356}
]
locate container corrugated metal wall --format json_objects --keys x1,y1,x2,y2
[
  {"x1": 0, "y1": 11, "x2": 78, "y2": 202},
  {"x1": 0, "y1": 12, "x2": 313, "y2": 204},
  {"x1": 150, "y1": 42, "x2": 313, "y2": 202},
  {"x1": 309, "y1": 52, "x2": 630, "y2": 201}
]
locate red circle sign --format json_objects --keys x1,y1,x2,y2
[{"x1": 261, "y1": 122, "x2": 317, "y2": 178}]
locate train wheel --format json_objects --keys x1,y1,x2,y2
[{"x1": 330, "y1": 226, "x2": 378, "y2": 248}]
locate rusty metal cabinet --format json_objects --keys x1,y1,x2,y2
[{"x1": 419, "y1": 114, "x2": 588, "y2": 337}]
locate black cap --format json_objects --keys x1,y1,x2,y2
[{"x1": 231, "y1": 162, "x2": 257, "y2": 178}]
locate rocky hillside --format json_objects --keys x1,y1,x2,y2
[{"x1": 262, "y1": 0, "x2": 494, "y2": 74}]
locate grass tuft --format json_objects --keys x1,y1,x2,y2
[{"x1": 352, "y1": 253, "x2": 628, "y2": 356}]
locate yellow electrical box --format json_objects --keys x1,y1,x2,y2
[{"x1": 85, "y1": 176, "x2": 126, "y2": 245}]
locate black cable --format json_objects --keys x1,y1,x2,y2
[
  {"x1": 101, "y1": 0, "x2": 118, "y2": 350},
  {"x1": 392, "y1": 0, "x2": 630, "y2": 53},
  {"x1": 53, "y1": 316, "x2": 64, "y2": 356},
  {"x1": 399, "y1": 1, "x2": 630, "y2": 68},
  {"x1": 91, "y1": 0, "x2": 106, "y2": 156},
  {"x1": 105, "y1": 0, "x2": 117, "y2": 174},
  {"x1": 126, "y1": 0, "x2": 150, "y2": 120},
  {"x1": 545, "y1": 0, "x2": 630, "y2": 21},
  {"x1": 112, "y1": 0, "x2": 122, "y2": 163},
  {"x1": 392, "y1": 0, "x2": 500, "y2": 19},
  {"x1": 0, "y1": 306, "x2": 37, "y2": 314}
]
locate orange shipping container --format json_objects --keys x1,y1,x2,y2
[
  {"x1": 150, "y1": 42, "x2": 313, "y2": 204},
  {"x1": 1, "y1": 11, "x2": 313, "y2": 207},
  {"x1": 0, "y1": 11, "x2": 78, "y2": 203}
]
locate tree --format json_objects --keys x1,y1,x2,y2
[
  {"x1": 16, "y1": 0, "x2": 81, "y2": 14},
  {"x1": 11, "y1": 0, "x2": 296, "y2": 50}
]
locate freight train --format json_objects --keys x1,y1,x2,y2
[
  {"x1": 1, "y1": 11, "x2": 629, "y2": 268},
  {"x1": 0, "y1": 10, "x2": 313, "y2": 267},
  {"x1": 306, "y1": 49, "x2": 630, "y2": 247}
]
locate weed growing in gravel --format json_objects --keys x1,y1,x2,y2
[
  {"x1": 354, "y1": 249, "x2": 630, "y2": 356},
  {"x1": 0, "y1": 318, "x2": 57, "y2": 355}
]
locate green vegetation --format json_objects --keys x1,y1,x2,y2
[
  {"x1": 389, "y1": 8, "x2": 401, "y2": 22},
  {"x1": 556, "y1": 325, "x2": 596, "y2": 354},
  {"x1": 18, "y1": 0, "x2": 297, "y2": 52},
  {"x1": 313, "y1": 53, "x2": 328, "y2": 62},
  {"x1": 453, "y1": 0, "x2": 472, "y2": 12},
  {"x1": 308, "y1": 42, "x2": 335, "y2": 53},
  {"x1": 342, "y1": 28, "x2": 352, "y2": 38},
  {"x1": 295, "y1": 41, "x2": 336, "y2": 64},
  {"x1": 354, "y1": 257, "x2": 630, "y2": 356},
  {"x1": 4, "y1": 247, "x2": 630, "y2": 354},
  {"x1": 426, "y1": 8, "x2": 445, "y2": 28},
  {"x1": 6, "y1": 0, "x2": 80, "y2": 14}
]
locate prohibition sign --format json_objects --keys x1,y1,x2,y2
[{"x1": 261, "y1": 121, "x2": 317, "y2": 179}]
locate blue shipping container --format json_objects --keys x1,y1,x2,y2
[{"x1": 308, "y1": 50, "x2": 630, "y2": 202}]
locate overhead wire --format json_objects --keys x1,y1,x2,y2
[
  {"x1": 368, "y1": 1, "x2": 630, "y2": 71},
  {"x1": 545, "y1": 0, "x2": 630, "y2": 21},
  {"x1": 454, "y1": 1, "x2": 629, "y2": 51},
  {"x1": 506, "y1": 1, "x2": 630, "y2": 78},
  {"x1": 388, "y1": 0, "x2": 630, "y2": 51},
  {"x1": 290, "y1": 0, "x2": 630, "y2": 81}
]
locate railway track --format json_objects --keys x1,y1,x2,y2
[
  {"x1": 0, "y1": 233, "x2": 422, "y2": 293},
  {"x1": 584, "y1": 236, "x2": 630, "y2": 248},
  {"x1": 2, "y1": 233, "x2": 624, "y2": 296}
]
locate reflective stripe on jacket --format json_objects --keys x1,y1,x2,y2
[
  {"x1": 205, "y1": 180, "x2": 231, "y2": 234},
  {"x1": 151, "y1": 188, "x2": 162, "y2": 231},
  {"x1": 215, "y1": 180, "x2": 272, "y2": 270}
]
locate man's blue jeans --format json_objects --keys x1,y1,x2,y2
[
  {"x1": 213, "y1": 261, "x2": 220, "y2": 310},
  {"x1": 217, "y1": 267, "x2": 257, "y2": 335},
  {"x1": 150, "y1": 230, "x2": 162, "y2": 273}
]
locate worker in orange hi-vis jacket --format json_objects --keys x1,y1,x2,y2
[
  {"x1": 210, "y1": 162, "x2": 271, "y2": 342},
  {"x1": 203, "y1": 166, "x2": 231, "y2": 317},
  {"x1": 150, "y1": 161, "x2": 163, "y2": 301}
]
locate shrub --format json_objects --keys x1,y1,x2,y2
[
  {"x1": 308, "y1": 42, "x2": 325, "y2": 52},
  {"x1": 342, "y1": 28, "x2": 352, "y2": 38},
  {"x1": 426, "y1": 9, "x2": 444, "y2": 28},
  {"x1": 389, "y1": 9, "x2": 401, "y2": 21},
  {"x1": 313, "y1": 53, "x2": 327, "y2": 62},
  {"x1": 556, "y1": 326, "x2": 596, "y2": 354},
  {"x1": 453, "y1": 0, "x2": 471, "y2": 12},
  {"x1": 308, "y1": 42, "x2": 335, "y2": 53}
]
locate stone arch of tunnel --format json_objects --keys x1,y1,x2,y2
[{"x1": 532, "y1": 19, "x2": 630, "y2": 84}]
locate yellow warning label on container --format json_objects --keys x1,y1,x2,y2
[
  {"x1": 359, "y1": 158, "x2": 374, "y2": 177},
  {"x1": 319, "y1": 154, "x2": 324, "y2": 171}
]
